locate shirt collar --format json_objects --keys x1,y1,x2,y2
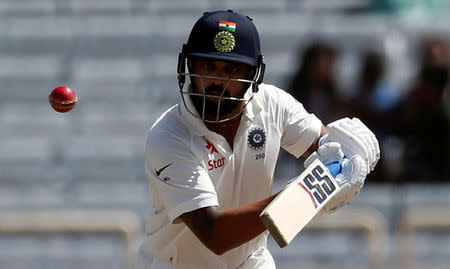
[
  {"x1": 242, "y1": 87, "x2": 262, "y2": 121},
  {"x1": 179, "y1": 92, "x2": 210, "y2": 137}
]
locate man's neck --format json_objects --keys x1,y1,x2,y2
[{"x1": 205, "y1": 114, "x2": 243, "y2": 150}]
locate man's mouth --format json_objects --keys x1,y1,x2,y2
[{"x1": 205, "y1": 85, "x2": 230, "y2": 97}]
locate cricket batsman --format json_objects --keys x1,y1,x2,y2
[{"x1": 136, "y1": 10, "x2": 379, "y2": 269}]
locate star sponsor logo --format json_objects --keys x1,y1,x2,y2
[
  {"x1": 205, "y1": 139, "x2": 219, "y2": 155},
  {"x1": 208, "y1": 157, "x2": 226, "y2": 171},
  {"x1": 205, "y1": 139, "x2": 225, "y2": 171}
]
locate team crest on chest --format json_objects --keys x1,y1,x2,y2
[{"x1": 247, "y1": 127, "x2": 266, "y2": 150}]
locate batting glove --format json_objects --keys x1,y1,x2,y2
[
  {"x1": 304, "y1": 142, "x2": 368, "y2": 214},
  {"x1": 323, "y1": 117, "x2": 380, "y2": 172}
]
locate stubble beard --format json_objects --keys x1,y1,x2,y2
[{"x1": 190, "y1": 83, "x2": 242, "y2": 118}]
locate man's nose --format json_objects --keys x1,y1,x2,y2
[{"x1": 205, "y1": 77, "x2": 228, "y2": 90}]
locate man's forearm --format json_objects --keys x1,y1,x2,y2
[
  {"x1": 208, "y1": 193, "x2": 279, "y2": 255},
  {"x1": 181, "y1": 192, "x2": 279, "y2": 255}
]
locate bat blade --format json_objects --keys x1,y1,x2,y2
[{"x1": 260, "y1": 159, "x2": 340, "y2": 247}]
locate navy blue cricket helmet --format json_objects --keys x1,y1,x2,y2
[
  {"x1": 177, "y1": 10, "x2": 266, "y2": 123},
  {"x1": 184, "y1": 10, "x2": 263, "y2": 67}
]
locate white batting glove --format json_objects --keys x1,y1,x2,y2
[
  {"x1": 304, "y1": 142, "x2": 344, "y2": 168},
  {"x1": 324, "y1": 117, "x2": 380, "y2": 172},
  {"x1": 323, "y1": 155, "x2": 367, "y2": 214},
  {"x1": 304, "y1": 141, "x2": 368, "y2": 214}
]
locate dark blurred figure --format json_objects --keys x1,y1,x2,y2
[
  {"x1": 351, "y1": 50, "x2": 401, "y2": 182},
  {"x1": 275, "y1": 42, "x2": 342, "y2": 181},
  {"x1": 287, "y1": 42, "x2": 342, "y2": 123},
  {"x1": 353, "y1": 51, "x2": 400, "y2": 125},
  {"x1": 390, "y1": 37, "x2": 450, "y2": 182}
]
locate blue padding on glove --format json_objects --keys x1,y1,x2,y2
[{"x1": 326, "y1": 159, "x2": 344, "y2": 178}]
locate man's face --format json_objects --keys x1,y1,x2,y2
[{"x1": 188, "y1": 58, "x2": 254, "y2": 121}]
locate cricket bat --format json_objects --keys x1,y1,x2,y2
[{"x1": 260, "y1": 159, "x2": 341, "y2": 247}]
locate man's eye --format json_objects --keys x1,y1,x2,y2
[
  {"x1": 228, "y1": 67, "x2": 240, "y2": 75},
  {"x1": 203, "y1": 63, "x2": 215, "y2": 71}
]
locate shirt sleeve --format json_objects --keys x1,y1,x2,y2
[
  {"x1": 265, "y1": 85, "x2": 323, "y2": 158},
  {"x1": 145, "y1": 129, "x2": 219, "y2": 224}
]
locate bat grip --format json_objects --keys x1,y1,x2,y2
[{"x1": 325, "y1": 158, "x2": 344, "y2": 178}]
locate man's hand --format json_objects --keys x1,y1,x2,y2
[
  {"x1": 304, "y1": 142, "x2": 368, "y2": 214},
  {"x1": 323, "y1": 156, "x2": 367, "y2": 213},
  {"x1": 323, "y1": 117, "x2": 380, "y2": 172},
  {"x1": 304, "y1": 142, "x2": 344, "y2": 170}
]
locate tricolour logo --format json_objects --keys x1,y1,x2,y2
[{"x1": 218, "y1": 21, "x2": 236, "y2": 32}]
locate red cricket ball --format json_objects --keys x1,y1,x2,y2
[{"x1": 49, "y1": 85, "x2": 78, "y2": 113}]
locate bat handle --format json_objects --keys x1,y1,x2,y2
[{"x1": 325, "y1": 158, "x2": 344, "y2": 178}]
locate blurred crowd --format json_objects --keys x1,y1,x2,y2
[{"x1": 284, "y1": 37, "x2": 450, "y2": 183}]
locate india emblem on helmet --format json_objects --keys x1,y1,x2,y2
[{"x1": 214, "y1": 31, "x2": 236, "y2": 53}]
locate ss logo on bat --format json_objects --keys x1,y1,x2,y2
[{"x1": 301, "y1": 164, "x2": 337, "y2": 205}]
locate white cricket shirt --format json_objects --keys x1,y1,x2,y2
[{"x1": 142, "y1": 83, "x2": 322, "y2": 269}]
